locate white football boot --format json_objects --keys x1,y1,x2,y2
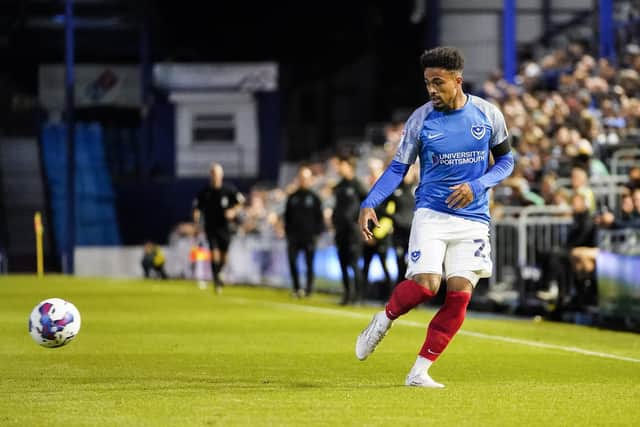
[
  {"x1": 405, "y1": 369, "x2": 445, "y2": 388},
  {"x1": 355, "y1": 311, "x2": 392, "y2": 360}
]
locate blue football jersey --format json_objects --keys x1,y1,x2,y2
[{"x1": 393, "y1": 95, "x2": 508, "y2": 224}]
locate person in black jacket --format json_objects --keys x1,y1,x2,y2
[
  {"x1": 538, "y1": 192, "x2": 598, "y2": 309},
  {"x1": 332, "y1": 156, "x2": 368, "y2": 305},
  {"x1": 361, "y1": 158, "x2": 394, "y2": 293},
  {"x1": 389, "y1": 165, "x2": 418, "y2": 283},
  {"x1": 193, "y1": 162, "x2": 243, "y2": 293},
  {"x1": 567, "y1": 192, "x2": 599, "y2": 307},
  {"x1": 362, "y1": 199, "x2": 394, "y2": 291},
  {"x1": 284, "y1": 166, "x2": 325, "y2": 297}
]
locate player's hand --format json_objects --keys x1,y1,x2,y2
[
  {"x1": 447, "y1": 183, "x2": 474, "y2": 209},
  {"x1": 358, "y1": 208, "x2": 379, "y2": 241}
]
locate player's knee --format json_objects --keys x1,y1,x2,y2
[
  {"x1": 446, "y1": 273, "x2": 477, "y2": 290},
  {"x1": 411, "y1": 273, "x2": 441, "y2": 294}
]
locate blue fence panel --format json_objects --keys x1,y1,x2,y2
[{"x1": 41, "y1": 122, "x2": 122, "y2": 252}]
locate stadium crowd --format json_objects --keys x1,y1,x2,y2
[{"x1": 166, "y1": 42, "x2": 640, "y2": 316}]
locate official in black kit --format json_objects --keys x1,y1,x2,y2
[
  {"x1": 193, "y1": 162, "x2": 243, "y2": 292},
  {"x1": 389, "y1": 165, "x2": 418, "y2": 283},
  {"x1": 332, "y1": 156, "x2": 368, "y2": 305},
  {"x1": 284, "y1": 166, "x2": 325, "y2": 297}
]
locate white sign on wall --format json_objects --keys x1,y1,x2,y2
[
  {"x1": 39, "y1": 64, "x2": 141, "y2": 110},
  {"x1": 171, "y1": 92, "x2": 259, "y2": 178},
  {"x1": 154, "y1": 63, "x2": 278, "y2": 92}
]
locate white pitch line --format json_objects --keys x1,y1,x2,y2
[{"x1": 231, "y1": 298, "x2": 640, "y2": 364}]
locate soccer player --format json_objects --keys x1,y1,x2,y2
[
  {"x1": 355, "y1": 47, "x2": 514, "y2": 388},
  {"x1": 193, "y1": 162, "x2": 243, "y2": 293}
]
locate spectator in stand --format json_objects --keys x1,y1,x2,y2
[
  {"x1": 571, "y1": 139, "x2": 609, "y2": 177},
  {"x1": 626, "y1": 166, "x2": 640, "y2": 192},
  {"x1": 570, "y1": 165, "x2": 596, "y2": 213},
  {"x1": 596, "y1": 191, "x2": 640, "y2": 230},
  {"x1": 539, "y1": 173, "x2": 558, "y2": 205},
  {"x1": 240, "y1": 187, "x2": 271, "y2": 236},
  {"x1": 487, "y1": 42, "x2": 640, "y2": 213},
  {"x1": 499, "y1": 160, "x2": 544, "y2": 207},
  {"x1": 284, "y1": 166, "x2": 325, "y2": 298},
  {"x1": 552, "y1": 187, "x2": 573, "y2": 213}
]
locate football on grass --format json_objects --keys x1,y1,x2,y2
[{"x1": 29, "y1": 298, "x2": 81, "y2": 348}]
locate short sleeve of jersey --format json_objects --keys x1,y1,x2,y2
[
  {"x1": 490, "y1": 106, "x2": 508, "y2": 148},
  {"x1": 470, "y1": 96, "x2": 508, "y2": 149},
  {"x1": 392, "y1": 103, "x2": 432, "y2": 165}
]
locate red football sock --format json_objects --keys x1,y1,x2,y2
[
  {"x1": 420, "y1": 291, "x2": 471, "y2": 361},
  {"x1": 385, "y1": 279, "x2": 435, "y2": 320}
]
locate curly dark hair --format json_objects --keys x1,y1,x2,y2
[{"x1": 419, "y1": 47, "x2": 464, "y2": 71}]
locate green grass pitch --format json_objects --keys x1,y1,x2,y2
[{"x1": 1, "y1": 275, "x2": 639, "y2": 426}]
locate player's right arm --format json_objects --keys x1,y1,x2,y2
[
  {"x1": 359, "y1": 109, "x2": 423, "y2": 240},
  {"x1": 193, "y1": 189, "x2": 204, "y2": 225}
]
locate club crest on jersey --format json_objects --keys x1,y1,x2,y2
[
  {"x1": 410, "y1": 250, "x2": 421, "y2": 263},
  {"x1": 471, "y1": 125, "x2": 486, "y2": 140},
  {"x1": 431, "y1": 152, "x2": 439, "y2": 166}
]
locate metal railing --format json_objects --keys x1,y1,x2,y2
[
  {"x1": 490, "y1": 206, "x2": 573, "y2": 289},
  {"x1": 555, "y1": 174, "x2": 630, "y2": 214},
  {"x1": 610, "y1": 148, "x2": 640, "y2": 176}
]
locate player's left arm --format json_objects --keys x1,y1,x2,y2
[
  {"x1": 447, "y1": 145, "x2": 514, "y2": 209},
  {"x1": 225, "y1": 189, "x2": 245, "y2": 220},
  {"x1": 447, "y1": 106, "x2": 514, "y2": 209},
  {"x1": 471, "y1": 141, "x2": 514, "y2": 194}
]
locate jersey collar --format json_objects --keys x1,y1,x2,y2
[{"x1": 443, "y1": 93, "x2": 470, "y2": 115}]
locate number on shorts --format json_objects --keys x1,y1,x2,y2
[{"x1": 473, "y1": 239, "x2": 487, "y2": 259}]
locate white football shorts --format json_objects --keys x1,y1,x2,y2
[{"x1": 404, "y1": 208, "x2": 492, "y2": 287}]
